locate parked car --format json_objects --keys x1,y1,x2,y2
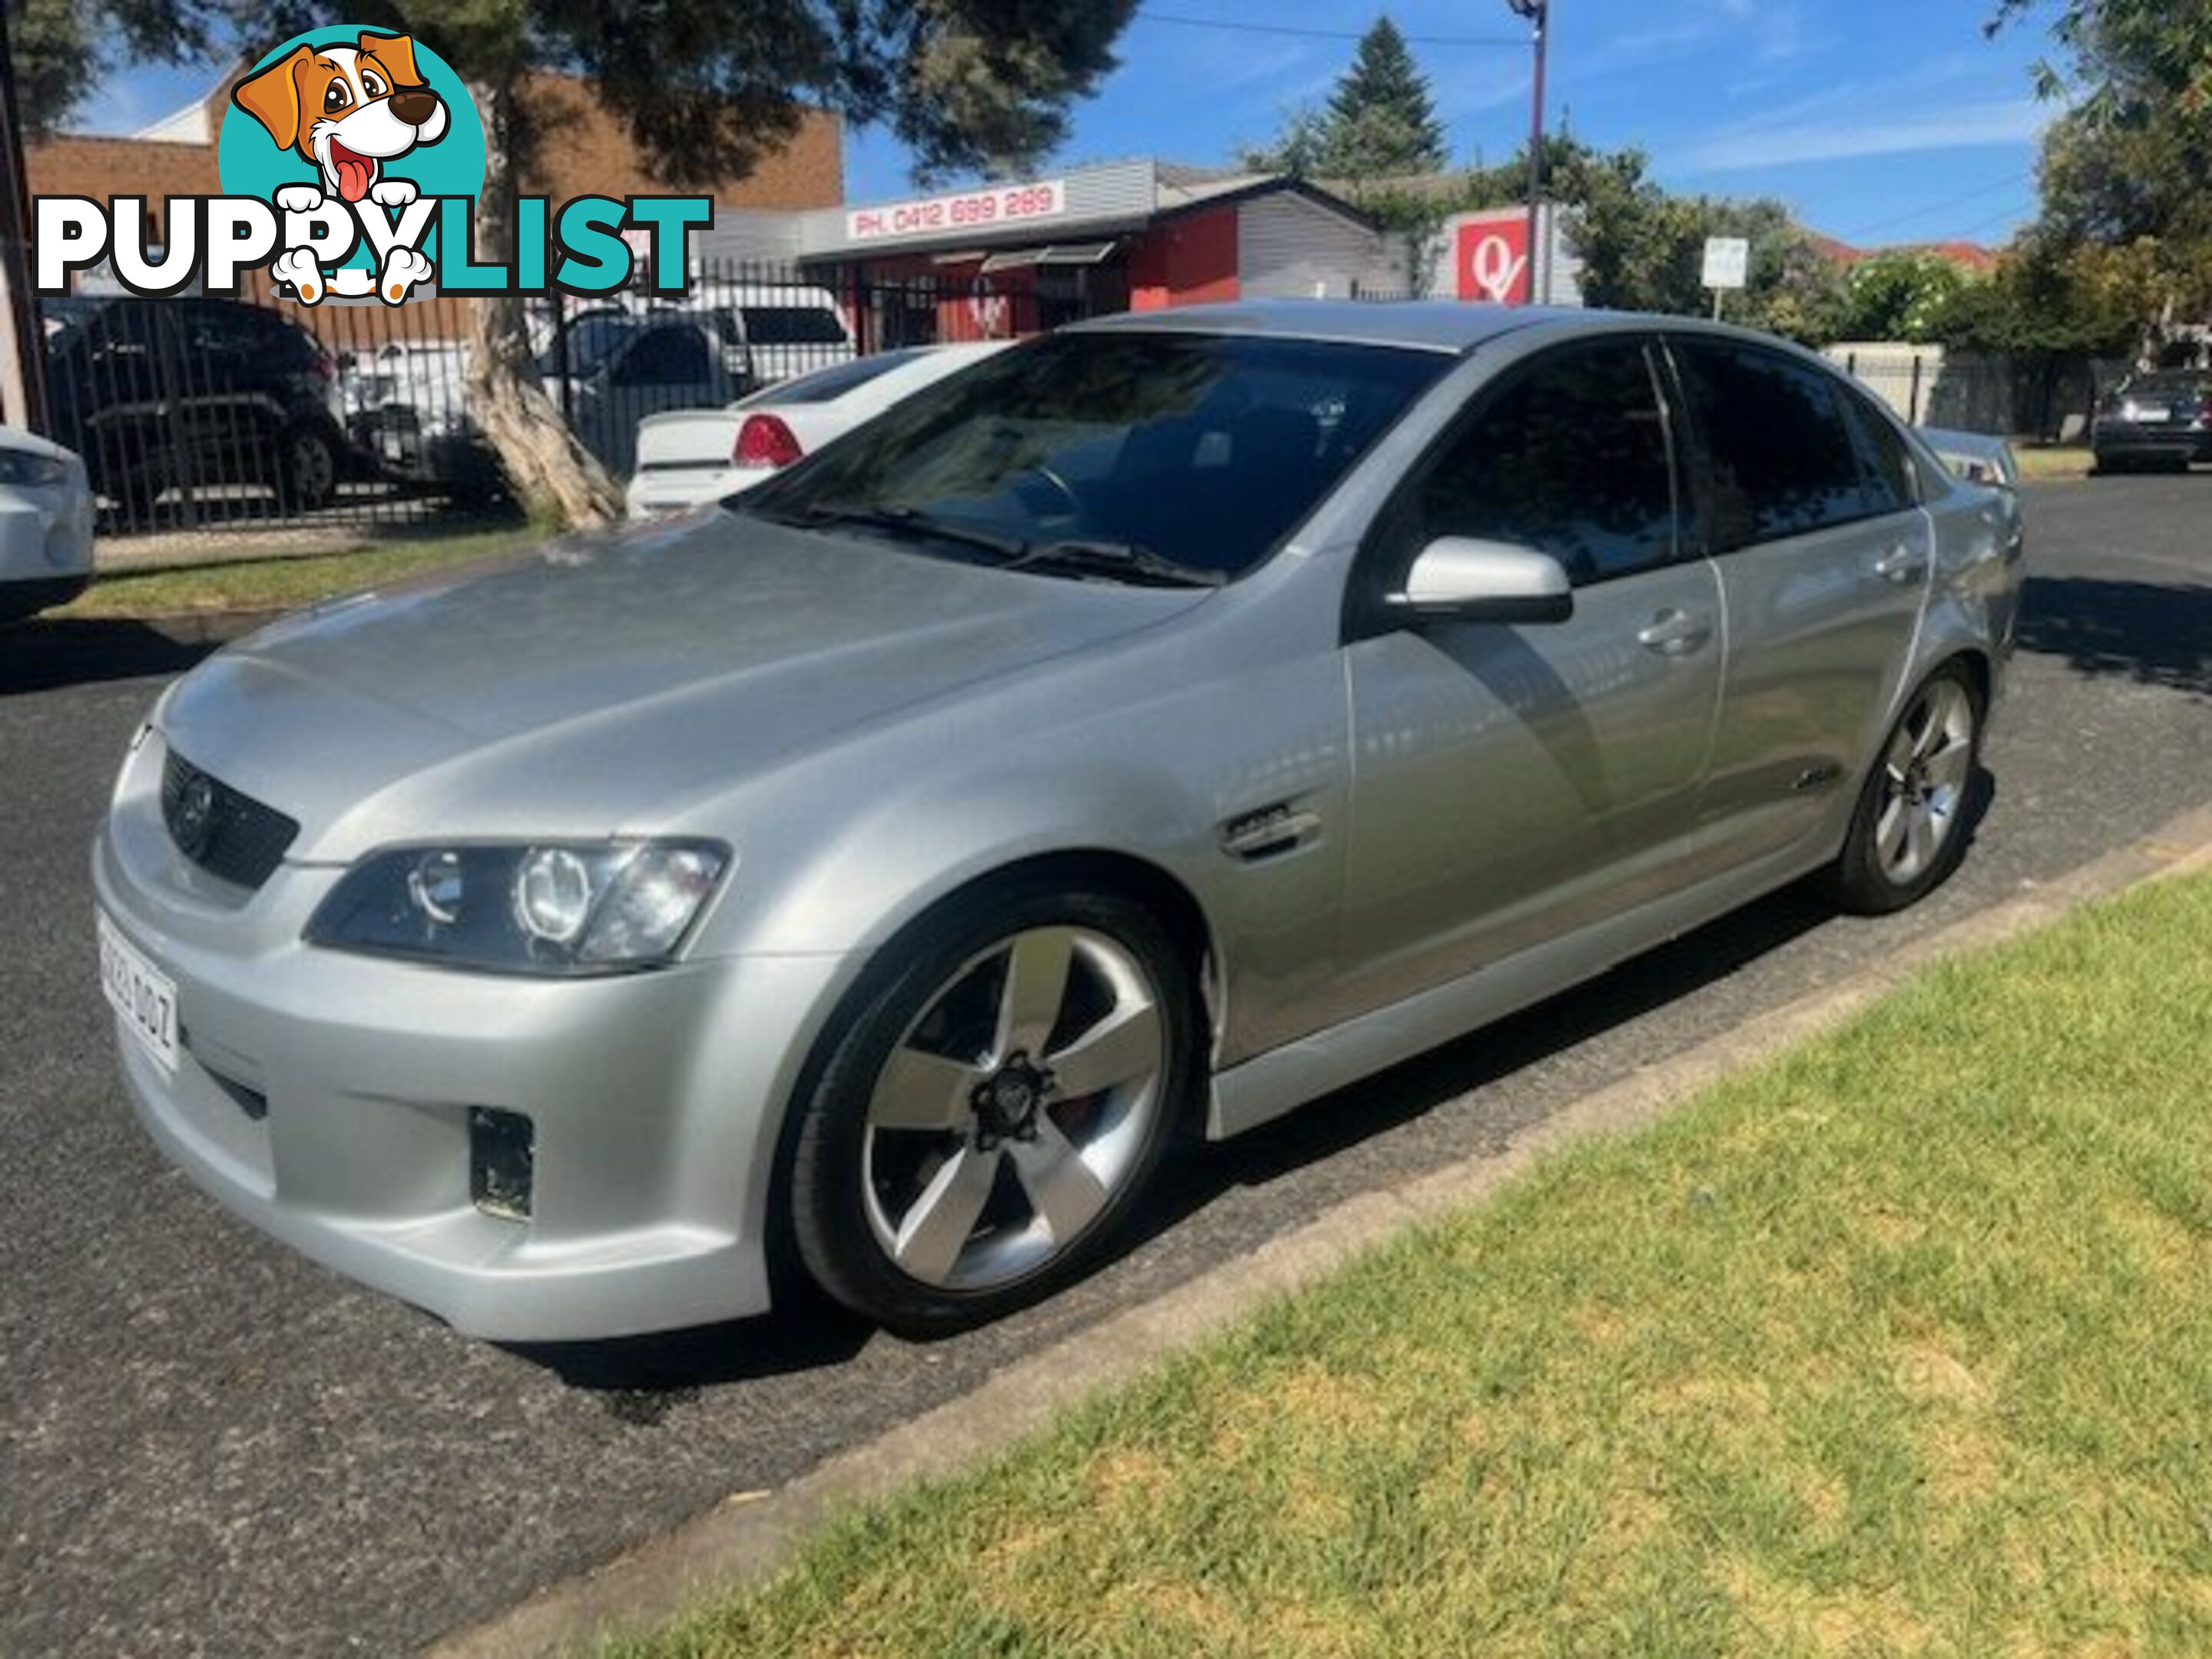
[
  {"x1": 45, "y1": 296, "x2": 353, "y2": 519},
  {"x1": 674, "y1": 280, "x2": 857, "y2": 387},
  {"x1": 1922, "y1": 427, "x2": 2022, "y2": 490},
  {"x1": 626, "y1": 342, "x2": 1012, "y2": 518},
  {"x1": 541, "y1": 309, "x2": 743, "y2": 478},
  {"x1": 340, "y1": 341, "x2": 504, "y2": 506},
  {"x1": 2091, "y1": 369, "x2": 2212, "y2": 472},
  {"x1": 0, "y1": 426, "x2": 94, "y2": 623},
  {"x1": 95, "y1": 304, "x2": 2023, "y2": 1343}
]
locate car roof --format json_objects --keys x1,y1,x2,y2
[
  {"x1": 1067, "y1": 299, "x2": 1852, "y2": 366},
  {"x1": 1068, "y1": 299, "x2": 1570, "y2": 354}
]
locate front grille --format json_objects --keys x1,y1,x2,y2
[{"x1": 161, "y1": 750, "x2": 299, "y2": 890}]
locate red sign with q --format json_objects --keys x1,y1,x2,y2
[{"x1": 1455, "y1": 213, "x2": 1532, "y2": 305}]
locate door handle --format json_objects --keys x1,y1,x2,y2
[
  {"x1": 1875, "y1": 544, "x2": 1929, "y2": 584},
  {"x1": 1636, "y1": 608, "x2": 1712, "y2": 656}
]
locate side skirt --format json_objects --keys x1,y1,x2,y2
[{"x1": 1206, "y1": 830, "x2": 1838, "y2": 1141}]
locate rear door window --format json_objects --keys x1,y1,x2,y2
[
  {"x1": 1836, "y1": 385, "x2": 1919, "y2": 515},
  {"x1": 1671, "y1": 340, "x2": 1873, "y2": 550}
]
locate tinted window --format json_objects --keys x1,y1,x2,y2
[
  {"x1": 613, "y1": 326, "x2": 712, "y2": 386},
  {"x1": 1400, "y1": 339, "x2": 1677, "y2": 587},
  {"x1": 741, "y1": 306, "x2": 849, "y2": 346},
  {"x1": 1674, "y1": 342, "x2": 1870, "y2": 549},
  {"x1": 1837, "y1": 386, "x2": 1916, "y2": 515},
  {"x1": 748, "y1": 332, "x2": 1449, "y2": 581}
]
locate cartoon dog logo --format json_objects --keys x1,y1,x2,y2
[{"x1": 232, "y1": 33, "x2": 448, "y2": 304}]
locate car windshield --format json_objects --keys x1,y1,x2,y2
[{"x1": 743, "y1": 331, "x2": 1450, "y2": 582}]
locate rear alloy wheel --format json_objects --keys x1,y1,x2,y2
[
  {"x1": 1830, "y1": 664, "x2": 1982, "y2": 915},
  {"x1": 789, "y1": 885, "x2": 1195, "y2": 1333}
]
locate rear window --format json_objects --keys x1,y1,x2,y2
[
  {"x1": 1673, "y1": 340, "x2": 1873, "y2": 550},
  {"x1": 748, "y1": 350, "x2": 925, "y2": 406},
  {"x1": 2118, "y1": 372, "x2": 2211, "y2": 397},
  {"x1": 741, "y1": 306, "x2": 849, "y2": 346}
]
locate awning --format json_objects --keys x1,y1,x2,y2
[{"x1": 979, "y1": 241, "x2": 1122, "y2": 273}]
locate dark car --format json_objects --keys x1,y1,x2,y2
[
  {"x1": 45, "y1": 296, "x2": 356, "y2": 522},
  {"x1": 2091, "y1": 369, "x2": 2212, "y2": 473}
]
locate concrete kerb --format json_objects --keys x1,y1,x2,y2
[{"x1": 426, "y1": 799, "x2": 2212, "y2": 1659}]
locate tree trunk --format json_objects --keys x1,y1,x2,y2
[{"x1": 463, "y1": 77, "x2": 620, "y2": 528}]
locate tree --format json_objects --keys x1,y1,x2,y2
[
  {"x1": 1240, "y1": 14, "x2": 1445, "y2": 189},
  {"x1": 15, "y1": 0, "x2": 1138, "y2": 525},
  {"x1": 1234, "y1": 103, "x2": 1330, "y2": 179},
  {"x1": 1322, "y1": 15, "x2": 1446, "y2": 181},
  {"x1": 1990, "y1": 0, "x2": 2212, "y2": 354},
  {"x1": 1827, "y1": 250, "x2": 1972, "y2": 343}
]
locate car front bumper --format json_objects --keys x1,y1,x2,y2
[{"x1": 94, "y1": 736, "x2": 857, "y2": 1342}]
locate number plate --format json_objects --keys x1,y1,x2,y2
[{"x1": 98, "y1": 911, "x2": 179, "y2": 1072}]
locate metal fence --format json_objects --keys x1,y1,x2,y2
[
  {"x1": 1831, "y1": 346, "x2": 2126, "y2": 442},
  {"x1": 43, "y1": 257, "x2": 1104, "y2": 543}
]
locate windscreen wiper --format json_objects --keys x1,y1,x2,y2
[
  {"x1": 1003, "y1": 538, "x2": 1229, "y2": 588},
  {"x1": 767, "y1": 500, "x2": 1028, "y2": 561}
]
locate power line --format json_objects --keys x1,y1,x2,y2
[
  {"x1": 1137, "y1": 8, "x2": 1525, "y2": 48},
  {"x1": 1837, "y1": 170, "x2": 2038, "y2": 243}
]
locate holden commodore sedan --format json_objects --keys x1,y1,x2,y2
[{"x1": 96, "y1": 303, "x2": 2024, "y2": 1339}]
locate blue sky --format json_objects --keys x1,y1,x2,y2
[{"x1": 74, "y1": 1, "x2": 2057, "y2": 249}]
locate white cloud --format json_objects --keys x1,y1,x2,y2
[{"x1": 1673, "y1": 98, "x2": 2051, "y2": 172}]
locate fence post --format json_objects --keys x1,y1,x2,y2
[
  {"x1": 1908, "y1": 355, "x2": 1923, "y2": 426},
  {"x1": 551, "y1": 286, "x2": 572, "y2": 423}
]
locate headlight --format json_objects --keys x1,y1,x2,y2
[
  {"x1": 305, "y1": 839, "x2": 730, "y2": 974},
  {"x1": 0, "y1": 449, "x2": 69, "y2": 488}
]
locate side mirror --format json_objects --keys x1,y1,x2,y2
[{"x1": 1387, "y1": 537, "x2": 1574, "y2": 624}]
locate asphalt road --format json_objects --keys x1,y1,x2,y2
[{"x1": 4, "y1": 476, "x2": 2207, "y2": 1656}]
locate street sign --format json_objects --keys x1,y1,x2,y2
[{"x1": 1702, "y1": 237, "x2": 1750, "y2": 291}]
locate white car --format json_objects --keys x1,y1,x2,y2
[
  {"x1": 0, "y1": 426, "x2": 94, "y2": 624},
  {"x1": 624, "y1": 343, "x2": 1014, "y2": 519}
]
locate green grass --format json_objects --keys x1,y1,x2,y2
[
  {"x1": 56, "y1": 528, "x2": 544, "y2": 618},
  {"x1": 617, "y1": 871, "x2": 2212, "y2": 1659},
  {"x1": 2012, "y1": 446, "x2": 2095, "y2": 482}
]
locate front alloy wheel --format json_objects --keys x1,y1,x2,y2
[{"x1": 789, "y1": 884, "x2": 1195, "y2": 1333}]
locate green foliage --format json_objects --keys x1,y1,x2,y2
[
  {"x1": 12, "y1": 0, "x2": 1139, "y2": 183},
  {"x1": 1438, "y1": 140, "x2": 1846, "y2": 344},
  {"x1": 1992, "y1": 0, "x2": 2212, "y2": 342},
  {"x1": 1935, "y1": 232, "x2": 2152, "y2": 358},
  {"x1": 1322, "y1": 15, "x2": 1446, "y2": 179},
  {"x1": 1240, "y1": 14, "x2": 1446, "y2": 187},
  {"x1": 1828, "y1": 250, "x2": 1973, "y2": 343}
]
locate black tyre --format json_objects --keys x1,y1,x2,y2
[
  {"x1": 278, "y1": 428, "x2": 339, "y2": 512},
  {"x1": 1828, "y1": 661, "x2": 1984, "y2": 916},
  {"x1": 787, "y1": 876, "x2": 1199, "y2": 1335}
]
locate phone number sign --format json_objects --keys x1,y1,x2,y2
[{"x1": 845, "y1": 180, "x2": 1068, "y2": 244}]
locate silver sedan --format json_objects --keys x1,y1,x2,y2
[{"x1": 95, "y1": 303, "x2": 2024, "y2": 1339}]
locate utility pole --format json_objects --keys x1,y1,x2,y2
[
  {"x1": 0, "y1": 4, "x2": 48, "y2": 433},
  {"x1": 1505, "y1": 0, "x2": 1550, "y2": 308}
]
